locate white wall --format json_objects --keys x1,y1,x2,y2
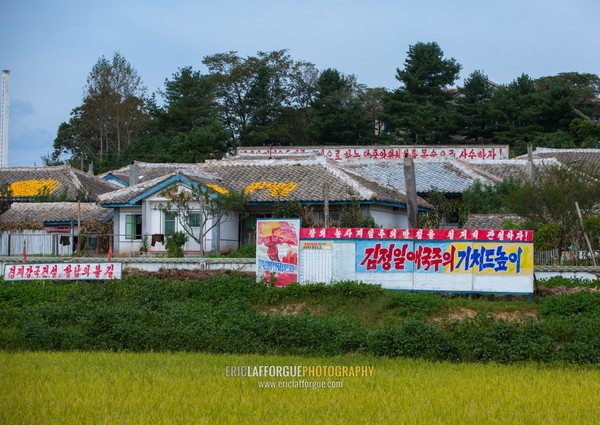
[
  {"x1": 369, "y1": 205, "x2": 408, "y2": 228},
  {"x1": 116, "y1": 185, "x2": 242, "y2": 255},
  {"x1": 116, "y1": 206, "x2": 143, "y2": 255}
]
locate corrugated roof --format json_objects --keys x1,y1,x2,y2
[{"x1": 97, "y1": 157, "x2": 431, "y2": 209}]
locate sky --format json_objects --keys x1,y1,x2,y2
[{"x1": 1, "y1": 0, "x2": 599, "y2": 167}]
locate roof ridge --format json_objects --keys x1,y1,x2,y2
[
  {"x1": 96, "y1": 172, "x2": 178, "y2": 203},
  {"x1": 66, "y1": 166, "x2": 84, "y2": 192},
  {"x1": 322, "y1": 161, "x2": 374, "y2": 199},
  {"x1": 454, "y1": 159, "x2": 503, "y2": 184}
]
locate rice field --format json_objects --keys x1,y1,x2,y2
[{"x1": 1, "y1": 352, "x2": 598, "y2": 424}]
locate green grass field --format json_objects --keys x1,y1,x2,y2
[{"x1": 1, "y1": 351, "x2": 598, "y2": 424}]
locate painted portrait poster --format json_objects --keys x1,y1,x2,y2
[{"x1": 256, "y1": 219, "x2": 300, "y2": 286}]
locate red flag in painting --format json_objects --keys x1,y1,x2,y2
[
  {"x1": 22, "y1": 241, "x2": 27, "y2": 263},
  {"x1": 107, "y1": 245, "x2": 113, "y2": 262}
]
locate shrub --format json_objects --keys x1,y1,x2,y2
[
  {"x1": 365, "y1": 320, "x2": 458, "y2": 361},
  {"x1": 538, "y1": 276, "x2": 598, "y2": 289},
  {"x1": 538, "y1": 292, "x2": 600, "y2": 318},
  {"x1": 165, "y1": 231, "x2": 188, "y2": 258},
  {"x1": 386, "y1": 292, "x2": 444, "y2": 318}
]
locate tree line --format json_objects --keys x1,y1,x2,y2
[{"x1": 46, "y1": 42, "x2": 600, "y2": 174}]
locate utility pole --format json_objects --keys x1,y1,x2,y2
[
  {"x1": 403, "y1": 154, "x2": 418, "y2": 228},
  {"x1": 323, "y1": 183, "x2": 330, "y2": 227}
]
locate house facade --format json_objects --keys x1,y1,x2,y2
[
  {"x1": 97, "y1": 171, "x2": 240, "y2": 256},
  {"x1": 97, "y1": 157, "x2": 432, "y2": 255}
]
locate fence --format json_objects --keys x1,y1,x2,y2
[{"x1": 0, "y1": 231, "x2": 108, "y2": 257}]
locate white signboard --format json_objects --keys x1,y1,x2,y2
[
  {"x1": 297, "y1": 228, "x2": 534, "y2": 295},
  {"x1": 237, "y1": 145, "x2": 510, "y2": 162},
  {"x1": 3, "y1": 262, "x2": 123, "y2": 280}
]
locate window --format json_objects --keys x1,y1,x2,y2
[
  {"x1": 164, "y1": 212, "x2": 176, "y2": 235},
  {"x1": 188, "y1": 212, "x2": 200, "y2": 228},
  {"x1": 125, "y1": 214, "x2": 142, "y2": 240}
]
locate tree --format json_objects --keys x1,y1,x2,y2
[
  {"x1": 385, "y1": 42, "x2": 461, "y2": 143},
  {"x1": 395, "y1": 42, "x2": 461, "y2": 97},
  {"x1": 489, "y1": 74, "x2": 545, "y2": 153},
  {"x1": 462, "y1": 179, "x2": 520, "y2": 216},
  {"x1": 127, "y1": 66, "x2": 229, "y2": 163},
  {"x1": 420, "y1": 187, "x2": 463, "y2": 228},
  {"x1": 203, "y1": 50, "x2": 298, "y2": 148},
  {"x1": 49, "y1": 52, "x2": 148, "y2": 169},
  {"x1": 536, "y1": 72, "x2": 600, "y2": 121},
  {"x1": 82, "y1": 52, "x2": 147, "y2": 159},
  {"x1": 155, "y1": 66, "x2": 221, "y2": 134},
  {"x1": 156, "y1": 183, "x2": 248, "y2": 255},
  {"x1": 456, "y1": 70, "x2": 495, "y2": 142},
  {"x1": 338, "y1": 201, "x2": 377, "y2": 228},
  {"x1": 309, "y1": 68, "x2": 374, "y2": 145},
  {"x1": 503, "y1": 163, "x2": 600, "y2": 263},
  {"x1": 286, "y1": 60, "x2": 319, "y2": 144},
  {"x1": 203, "y1": 50, "x2": 323, "y2": 148}
]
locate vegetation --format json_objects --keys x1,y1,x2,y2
[
  {"x1": 165, "y1": 231, "x2": 188, "y2": 258},
  {"x1": 47, "y1": 44, "x2": 600, "y2": 173},
  {"x1": 47, "y1": 52, "x2": 147, "y2": 168},
  {"x1": 155, "y1": 184, "x2": 248, "y2": 255},
  {"x1": 1, "y1": 351, "x2": 598, "y2": 424},
  {"x1": 1, "y1": 275, "x2": 598, "y2": 363},
  {"x1": 456, "y1": 162, "x2": 600, "y2": 263}
]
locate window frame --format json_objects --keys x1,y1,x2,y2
[
  {"x1": 125, "y1": 214, "x2": 142, "y2": 240},
  {"x1": 164, "y1": 211, "x2": 176, "y2": 236}
]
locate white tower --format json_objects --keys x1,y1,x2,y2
[{"x1": 1, "y1": 70, "x2": 9, "y2": 167}]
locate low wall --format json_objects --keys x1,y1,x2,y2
[
  {"x1": 0, "y1": 257, "x2": 255, "y2": 276},
  {"x1": 0, "y1": 257, "x2": 598, "y2": 281}
]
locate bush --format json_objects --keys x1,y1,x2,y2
[
  {"x1": 1, "y1": 277, "x2": 599, "y2": 363},
  {"x1": 365, "y1": 320, "x2": 458, "y2": 361},
  {"x1": 538, "y1": 292, "x2": 600, "y2": 318},
  {"x1": 386, "y1": 292, "x2": 444, "y2": 318},
  {"x1": 538, "y1": 276, "x2": 599, "y2": 289},
  {"x1": 165, "y1": 231, "x2": 188, "y2": 258}
]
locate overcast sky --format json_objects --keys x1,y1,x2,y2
[{"x1": 1, "y1": 0, "x2": 599, "y2": 167}]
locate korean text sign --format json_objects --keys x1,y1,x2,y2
[{"x1": 3, "y1": 262, "x2": 123, "y2": 281}]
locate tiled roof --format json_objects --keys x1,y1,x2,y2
[
  {"x1": 97, "y1": 170, "x2": 223, "y2": 205},
  {"x1": 199, "y1": 156, "x2": 431, "y2": 208},
  {"x1": 466, "y1": 158, "x2": 562, "y2": 181},
  {"x1": 0, "y1": 165, "x2": 118, "y2": 201},
  {"x1": 0, "y1": 202, "x2": 112, "y2": 225},
  {"x1": 98, "y1": 161, "x2": 198, "y2": 185},
  {"x1": 463, "y1": 214, "x2": 526, "y2": 229},
  {"x1": 516, "y1": 148, "x2": 600, "y2": 169},
  {"x1": 342, "y1": 157, "x2": 496, "y2": 195},
  {"x1": 98, "y1": 157, "x2": 431, "y2": 209}
]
